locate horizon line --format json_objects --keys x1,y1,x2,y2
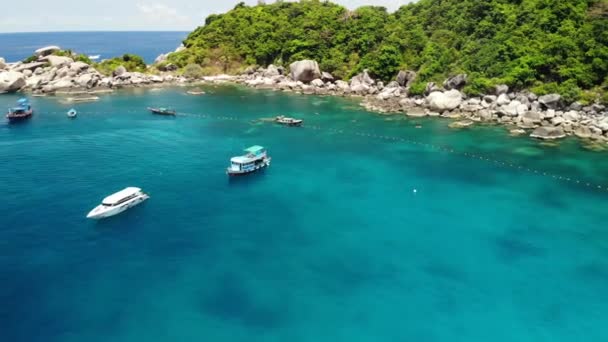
[{"x1": 0, "y1": 30, "x2": 192, "y2": 34}]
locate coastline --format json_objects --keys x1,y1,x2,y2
[
  {"x1": 195, "y1": 69, "x2": 608, "y2": 149},
  {"x1": 2, "y1": 52, "x2": 607, "y2": 149}
]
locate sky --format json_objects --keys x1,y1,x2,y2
[{"x1": 0, "y1": 0, "x2": 415, "y2": 33}]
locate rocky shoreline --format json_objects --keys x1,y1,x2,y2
[
  {"x1": 0, "y1": 46, "x2": 190, "y2": 96},
  {"x1": 2, "y1": 49, "x2": 607, "y2": 145},
  {"x1": 212, "y1": 60, "x2": 608, "y2": 144}
]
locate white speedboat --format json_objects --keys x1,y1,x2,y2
[{"x1": 87, "y1": 187, "x2": 149, "y2": 219}]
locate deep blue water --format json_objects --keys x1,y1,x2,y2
[
  {"x1": 0, "y1": 31, "x2": 188, "y2": 63},
  {"x1": 1, "y1": 87, "x2": 608, "y2": 341}
]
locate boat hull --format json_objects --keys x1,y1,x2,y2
[
  {"x1": 7, "y1": 111, "x2": 33, "y2": 122},
  {"x1": 148, "y1": 107, "x2": 176, "y2": 116},
  {"x1": 227, "y1": 158, "x2": 271, "y2": 176},
  {"x1": 87, "y1": 194, "x2": 149, "y2": 219}
]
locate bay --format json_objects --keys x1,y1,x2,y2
[{"x1": 1, "y1": 86, "x2": 608, "y2": 341}]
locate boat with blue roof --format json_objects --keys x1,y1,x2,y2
[
  {"x1": 6, "y1": 98, "x2": 33, "y2": 122},
  {"x1": 226, "y1": 145, "x2": 271, "y2": 176}
]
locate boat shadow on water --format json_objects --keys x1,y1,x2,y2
[
  {"x1": 227, "y1": 168, "x2": 270, "y2": 185},
  {"x1": 89, "y1": 201, "x2": 149, "y2": 228}
]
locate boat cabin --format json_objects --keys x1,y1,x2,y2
[
  {"x1": 229, "y1": 145, "x2": 267, "y2": 172},
  {"x1": 101, "y1": 187, "x2": 143, "y2": 207}
]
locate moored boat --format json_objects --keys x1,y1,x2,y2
[
  {"x1": 86, "y1": 187, "x2": 149, "y2": 219},
  {"x1": 6, "y1": 98, "x2": 33, "y2": 122},
  {"x1": 148, "y1": 107, "x2": 176, "y2": 115},
  {"x1": 227, "y1": 145, "x2": 271, "y2": 176},
  {"x1": 67, "y1": 108, "x2": 77, "y2": 118},
  {"x1": 187, "y1": 87, "x2": 205, "y2": 95},
  {"x1": 275, "y1": 115, "x2": 303, "y2": 126}
]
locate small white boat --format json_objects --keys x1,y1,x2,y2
[
  {"x1": 275, "y1": 115, "x2": 303, "y2": 126},
  {"x1": 88, "y1": 55, "x2": 100, "y2": 60},
  {"x1": 86, "y1": 187, "x2": 149, "y2": 219},
  {"x1": 67, "y1": 108, "x2": 77, "y2": 118}
]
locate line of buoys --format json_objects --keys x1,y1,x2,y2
[{"x1": 44, "y1": 110, "x2": 608, "y2": 192}]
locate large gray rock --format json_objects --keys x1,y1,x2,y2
[
  {"x1": 0, "y1": 71, "x2": 26, "y2": 92},
  {"x1": 76, "y1": 73, "x2": 94, "y2": 88},
  {"x1": 35, "y1": 45, "x2": 61, "y2": 57},
  {"x1": 113, "y1": 65, "x2": 127, "y2": 77},
  {"x1": 42, "y1": 78, "x2": 74, "y2": 92},
  {"x1": 426, "y1": 89, "x2": 463, "y2": 112},
  {"x1": 443, "y1": 74, "x2": 467, "y2": 90},
  {"x1": 351, "y1": 83, "x2": 370, "y2": 95},
  {"x1": 289, "y1": 60, "x2": 321, "y2": 83},
  {"x1": 70, "y1": 61, "x2": 89, "y2": 72},
  {"x1": 574, "y1": 126, "x2": 592, "y2": 139},
  {"x1": 530, "y1": 126, "x2": 566, "y2": 140},
  {"x1": 594, "y1": 118, "x2": 608, "y2": 132},
  {"x1": 563, "y1": 110, "x2": 581, "y2": 122},
  {"x1": 13, "y1": 62, "x2": 47, "y2": 72},
  {"x1": 499, "y1": 100, "x2": 528, "y2": 117},
  {"x1": 350, "y1": 69, "x2": 375, "y2": 87},
  {"x1": 263, "y1": 64, "x2": 280, "y2": 77},
  {"x1": 311, "y1": 79, "x2": 324, "y2": 88},
  {"x1": 321, "y1": 72, "x2": 334, "y2": 83},
  {"x1": 335, "y1": 80, "x2": 350, "y2": 91},
  {"x1": 25, "y1": 75, "x2": 45, "y2": 89},
  {"x1": 396, "y1": 70, "x2": 416, "y2": 87},
  {"x1": 539, "y1": 94, "x2": 562, "y2": 110},
  {"x1": 45, "y1": 55, "x2": 74, "y2": 67},
  {"x1": 521, "y1": 111, "x2": 542, "y2": 123},
  {"x1": 496, "y1": 94, "x2": 511, "y2": 106},
  {"x1": 495, "y1": 84, "x2": 509, "y2": 95}
]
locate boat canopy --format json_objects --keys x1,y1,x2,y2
[
  {"x1": 244, "y1": 145, "x2": 265, "y2": 155},
  {"x1": 102, "y1": 187, "x2": 142, "y2": 205},
  {"x1": 10, "y1": 106, "x2": 28, "y2": 112},
  {"x1": 17, "y1": 98, "x2": 29, "y2": 104}
]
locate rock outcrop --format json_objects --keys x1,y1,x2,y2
[
  {"x1": 0, "y1": 71, "x2": 26, "y2": 93},
  {"x1": 396, "y1": 70, "x2": 416, "y2": 87},
  {"x1": 0, "y1": 57, "x2": 6, "y2": 70},
  {"x1": 426, "y1": 89, "x2": 462, "y2": 112},
  {"x1": 113, "y1": 65, "x2": 127, "y2": 77},
  {"x1": 530, "y1": 126, "x2": 567, "y2": 140},
  {"x1": 289, "y1": 60, "x2": 321, "y2": 83},
  {"x1": 45, "y1": 55, "x2": 74, "y2": 67},
  {"x1": 443, "y1": 74, "x2": 467, "y2": 90},
  {"x1": 35, "y1": 46, "x2": 61, "y2": 57},
  {"x1": 539, "y1": 94, "x2": 562, "y2": 110},
  {"x1": 321, "y1": 72, "x2": 334, "y2": 83},
  {"x1": 495, "y1": 84, "x2": 509, "y2": 95}
]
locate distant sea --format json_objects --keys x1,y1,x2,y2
[{"x1": 0, "y1": 31, "x2": 189, "y2": 63}]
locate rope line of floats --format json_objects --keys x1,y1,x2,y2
[{"x1": 46, "y1": 110, "x2": 608, "y2": 193}]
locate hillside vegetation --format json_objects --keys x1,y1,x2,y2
[{"x1": 169, "y1": 0, "x2": 608, "y2": 102}]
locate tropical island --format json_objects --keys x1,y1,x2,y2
[{"x1": 1, "y1": 0, "x2": 607, "y2": 143}]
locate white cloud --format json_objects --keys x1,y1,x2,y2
[
  {"x1": 136, "y1": 3, "x2": 191, "y2": 25},
  {"x1": 0, "y1": 0, "x2": 417, "y2": 32}
]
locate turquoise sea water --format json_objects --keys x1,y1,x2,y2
[{"x1": 2, "y1": 87, "x2": 608, "y2": 341}]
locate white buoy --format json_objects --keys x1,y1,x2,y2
[{"x1": 413, "y1": 189, "x2": 418, "y2": 194}]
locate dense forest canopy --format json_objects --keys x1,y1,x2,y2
[{"x1": 168, "y1": 0, "x2": 608, "y2": 102}]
